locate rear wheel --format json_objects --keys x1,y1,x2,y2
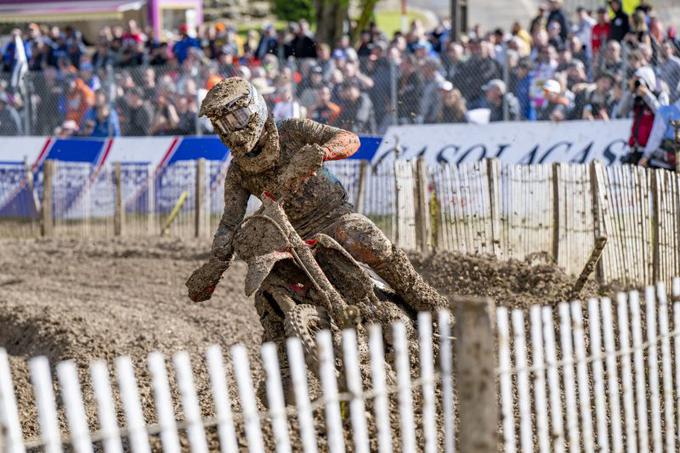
[{"x1": 284, "y1": 305, "x2": 332, "y2": 372}]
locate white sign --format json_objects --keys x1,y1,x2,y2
[{"x1": 374, "y1": 119, "x2": 632, "y2": 167}]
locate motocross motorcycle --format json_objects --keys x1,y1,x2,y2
[{"x1": 231, "y1": 194, "x2": 418, "y2": 376}]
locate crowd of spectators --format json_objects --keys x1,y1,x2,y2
[{"x1": 0, "y1": 0, "x2": 679, "y2": 138}]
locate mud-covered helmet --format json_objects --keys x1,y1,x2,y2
[{"x1": 200, "y1": 77, "x2": 269, "y2": 157}]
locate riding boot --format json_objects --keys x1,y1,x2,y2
[{"x1": 373, "y1": 246, "x2": 449, "y2": 313}]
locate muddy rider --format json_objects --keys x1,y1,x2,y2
[{"x1": 186, "y1": 77, "x2": 447, "y2": 314}]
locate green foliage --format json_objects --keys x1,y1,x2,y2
[{"x1": 272, "y1": 0, "x2": 315, "y2": 23}]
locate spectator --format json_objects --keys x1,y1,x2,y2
[
  {"x1": 530, "y1": 45, "x2": 558, "y2": 110},
  {"x1": 175, "y1": 96, "x2": 196, "y2": 135},
  {"x1": 437, "y1": 82, "x2": 467, "y2": 123},
  {"x1": 510, "y1": 57, "x2": 536, "y2": 120},
  {"x1": 173, "y1": 24, "x2": 201, "y2": 64},
  {"x1": 591, "y1": 7, "x2": 610, "y2": 57},
  {"x1": 64, "y1": 76, "x2": 95, "y2": 125},
  {"x1": 482, "y1": 79, "x2": 521, "y2": 121},
  {"x1": 299, "y1": 65, "x2": 326, "y2": 109},
  {"x1": 608, "y1": 0, "x2": 630, "y2": 42},
  {"x1": 289, "y1": 21, "x2": 317, "y2": 59},
  {"x1": 122, "y1": 87, "x2": 153, "y2": 135},
  {"x1": 309, "y1": 85, "x2": 341, "y2": 125},
  {"x1": 2, "y1": 29, "x2": 31, "y2": 73},
  {"x1": 0, "y1": 92, "x2": 21, "y2": 135},
  {"x1": 546, "y1": 0, "x2": 569, "y2": 42},
  {"x1": 54, "y1": 119, "x2": 79, "y2": 137},
  {"x1": 419, "y1": 58, "x2": 444, "y2": 123},
  {"x1": 336, "y1": 80, "x2": 375, "y2": 133},
  {"x1": 150, "y1": 93, "x2": 180, "y2": 135},
  {"x1": 81, "y1": 90, "x2": 119, "y2": 136},
  {"x1": 578, "y1": 72, "x2": 617, "y2": 120},
  {"x1": 529, "y1": 3, "x2": 548, "y2": 34},
  {"x1": 316, "y1": 43, "x2": 335, "y2": 80},
  {"x1": 573, "y1": 7, "x2": 595, "y2": 52},
  {"x1": 397, "y1": 54, "x2": 423, "y2": 123},
  {"x1": 272, "y1": 85, "x2": 305, "y2": 121},
  {"x1": 658, "y1": 40, "x2": 680, "y2": 102},
  {"x1": 640, "y1": 97, "x2": 680, "y2": 168},
  {"x1": 537, "y1": 79, "x2": 572, "y2": 121},
  {"x1": 453, "y1": 38, "x2": 501, "y2": 108},
  {"x1": 33, "y1": 66, "x2": 63, "y2": 135},
  {"x1": 441, "y1": 41, "x2": 464, "y2": 80},
  {"x1": 599, "y1": 40, "x2": 624, "y2": 79}
]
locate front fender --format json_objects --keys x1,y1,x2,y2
[{"x1": 244, "y1": 250, "x2": 293, "y2": 297}]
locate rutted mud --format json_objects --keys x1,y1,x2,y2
[{"x1": 0, "y1": 238, "x2": 616, "y2": 448}]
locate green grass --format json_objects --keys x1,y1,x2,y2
[{"x1": 374, "y1": 10, "x2": 429, "y2": 38}]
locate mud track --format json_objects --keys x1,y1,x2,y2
[{"x1": 0, "y1": 238, "x2": 616, "y2": 448}]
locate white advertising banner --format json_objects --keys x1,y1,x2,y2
[{"x1": 373, "y1": 119, "x2": 632, "y2": 167}]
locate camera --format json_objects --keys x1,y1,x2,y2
[{"x1": 634, "y1": 80, "x2": 641, "y2": 88}]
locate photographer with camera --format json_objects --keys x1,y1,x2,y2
[{"x1": 615, "y1": 58, "x2": 669, "y2": 164}]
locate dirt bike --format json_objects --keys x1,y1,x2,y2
[{"x1": 231, "y1": 193, "x2": 418, "y2": 375}]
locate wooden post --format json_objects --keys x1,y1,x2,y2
[
  {"x1": 415, "y1": 157, "x2": 432, "y2": 253},
  {"x1": 147, "y1": 163, "x2": 156, "y2": 235},
  {"x1": 454, "y1": 296, "x2": 497, "y2": 452},
  {"x1": 552, "y1": 163, "x2": 562, "y2": 265},
  {"x1": 40, "y1": 160, "x2": 54, "y2": 237},
  {"x1": 355, "y1": 160, "x2": 368, "y2": 215},
  {"x1": 113, "y1": 162, "x2": 124, "y2": 236},
  {"x1": 589, "y1": 161, "x2": 604, "y2": 282},
  {"x1": 394, "y1": 160, "x2": 401, "y2": 247},
  {"x1": 195, "y1": 158, "x2": 206, "y2": 238},
  {"x1": 651, "y1": 169, "x2": 661, "y2": 283},
  {"x1": 486, "y1": 158, "x2": 501, "y2": 256}
]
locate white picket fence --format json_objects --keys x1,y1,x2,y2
[{"x1": 2, "y1": 279, "x2": 680, "y2": 452}]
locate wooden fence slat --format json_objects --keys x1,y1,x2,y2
[
  {"x1": 570, "y1": 302, "x2": 594, "y2": 452},
  {"x1": 90, "y1": 360, "x2": 124, "y2": 453},
  {"x1": 496, "y1": 307, "x2": 516, "y2": 453},
  {"x1": 285, "y1": 338, "x2": 318, "y2": 453},
  {"x1": 615, "y1": 293, "x2": 638, "y2": 453},
  {"x1": 673, "y1": 277, "x2": 680, "y2": 447},
  {"x1": 316, "y1": 330, "x2": 345, "y2": 453},
  {"x1": 600, "y1": 298, "x2": 623, "y2": 453},
  {"x1": 644, "y1": 286, "x2": 662, "y2": 453},
  {"x1": 417, "y1": 312, "x2": 437, "y2": 453},
  {"x1": 529, "y1": 306, "x2": 550, "y2": 453},
  {"x1": 0, "y1": 349, "x2": 26, "y2": 453},
  {"x1": 511, "y1": 310, "x2": 532, "y2": 453},
  {"x1": 587, "y1": 298, "x2": 608, "y2": 452},
  {"x1": 437, "y1": 310, "x2": 455, "y2": 453},
  {"x1": 55, "y1": 361, "x2": 93, "y2": 453},
  {"x1": 368, "y1": 324, "x2": 393, "y2": 453},
  {"x1": 172, "y1": 352, "x2": 209, "y2": 453},
  {"x1": 393, "y1": 321, "x2": 416, "y2": 453},
  {"x1": 629, "y1": 290, "x2": 650, "y2": 452},
  {"x1": 230, "y1": 345, "x2": 265, "y2": 453},
  {"x1": 341, "y1": 329, "x2": 370, "y2": 453},
  {"x1": 558, "y1": 302, "x2": 580, "y2": 453},
  {"x1": 147, "y1": 352, "x2": 181, "y2": 453},
  {"x1": 260, "y1": 343, "x2": 293, "y2": 453},
  {"x1": 28, "y1": 356, "x2": 62, "y2": 453},
  {"x1": 205, "y1": 346, "x2": 239, "y2": 453},
  {"x1": 655, "y1": 282, "x2": 675, "y2": 453},
  {"x1": 114, "y1": 356, "x2": 152, "y2": 453},
  {"x1": 542, "y1": 306, "x2": 565, "y2": 453}
]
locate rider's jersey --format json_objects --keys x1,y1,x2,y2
[{"x1": 214, "y1": 119, "x2": 358, "y2": 257}]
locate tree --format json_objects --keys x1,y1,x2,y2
[
  {"x1": 273, "y1": 0, "x2": 315, "y2": 23},
  {"x1": 314, "y1": 0, "x2": 350, "y2": 46}
]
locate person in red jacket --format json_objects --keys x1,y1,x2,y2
[{"x1": 591, "y1": 7, "x2": 610, "y2": 57}]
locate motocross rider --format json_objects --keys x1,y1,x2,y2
[{"x1": 186, "y1": 77, "x2": 447, "y2": 315}]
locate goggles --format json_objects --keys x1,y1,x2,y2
[{"x1": 212, "y1": 87, "x2": 260, "y2": 133}]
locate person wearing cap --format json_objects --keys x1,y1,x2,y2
[
  {"x1": 537, "y1": 79, "x2": 572, "y2": 121},
  {"x1": 482, "y1": 79, "x2": 521, "y2": 122}
]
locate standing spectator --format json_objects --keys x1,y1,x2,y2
[
  {"x1": 365, "y1": 45, "x2": 392, "y2": 129},
  {"x1": 591, "y1": 7, "x2": 610, "y2": 57},
  {"x1": 33, "y1": 66, "x2": 63, "y2": 135},
  {"x1": 397, "y1": 55, "x2": 423, "y2": 123},
  {"x1": 173, "y1": 24, "x2": 201, "y2": 64},
  {"x1": 419, "y1": 58, "x2": 444, "y2": 123},
  {"x1": 272, "y1": 85, "x2": 304, "y2": 121},
  {"x1": 608, "y1": 0, "x2": 630, "y2": 42},
  {"x1": 453, "y1": 38, "x2": 501, "y2": 108},
  {"x1": 437, "y1": 82, "x2": 467, "y2": 123},
  {"x1": 357, "y1": 31, "x2": 373, "y2": 58},
  {"x1": 64, "y1": 76, "x2": 95, "y2": 125},
  {"x1": 122, "y1": 87, "x2": 152, "y2": 135},
  {"x1": 0, "y1": 92, "x2": 21, "y2": 135},
  {"x1": 537, "y1": 79, "x2": 573, "y2": 121},
  {"x1": 316, "y1": 43, "x2": 335, "y2": 80},
  {"x1": 255, "y1": 24, "x2": 277, "y2": 61},
  {"x1": 573, "y1": 7, "x2": 595, "y2": 52},
  {"x1": 175, "y1": 96, "x2": 196, "y2": 135},
  {"x1": 578, "y1": 72, "x2": 617, "y2": 120},
  {"x1": 81, "y1": 91, "x2": 120, "y2": 137},
  {"x1": 658, "y1": 40, "x2": 680, "y2": 101},
  {"x1": 336, "y1": 80, "x2": 375, "y2": 133},
  {"x1": 482, "y1": 79, "x2": 521, "y2": 121},
  {"x1": 289, "y1": 21, "x2": 317, "y2": 59},
  {"x1": 298, "y1": 66, "x2": 326, "y2": 109},
  {"x1": 599, "y1": 40, "x2": 624, "y2": 79},
  {"x1": 309, "y1": 85, "x2": 340, "y2": 125},
  {"x1": 441, "y1": 41, "x2": 464, "y2": 81},
  {"x1": 510, "y1": 57, "x2": 536, "y2": 120},
  {"x1": 547, "y1": 0, "x2": 569, "y2": 42},
  {"x1": 529, "y1": 3, "x2": 548, "y2": 34},
  {"x1": 2, "y1": 29, "x2": 31, "y2": 73},
  {"x1": 149, "y1": 93, "x2": 179, "y2": 135},
  {"x1": 529, "y1": 45, "x2": 558, "y2": 111}
]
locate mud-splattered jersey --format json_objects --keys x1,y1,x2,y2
[{"x1": 215, "y1": 119, "x2": 359, "y2": 253}]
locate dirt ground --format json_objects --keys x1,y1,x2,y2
[{"x1": 0, "y1": 237, "x2": 616, "y2": 448}]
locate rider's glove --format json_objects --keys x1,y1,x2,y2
[{"x1": 186, "y1": 257, "x2": 229, "y2": 302}]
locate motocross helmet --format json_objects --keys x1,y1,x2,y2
[{"x1": 200, "y1": 77, "x2": 279, "y2": 172}]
